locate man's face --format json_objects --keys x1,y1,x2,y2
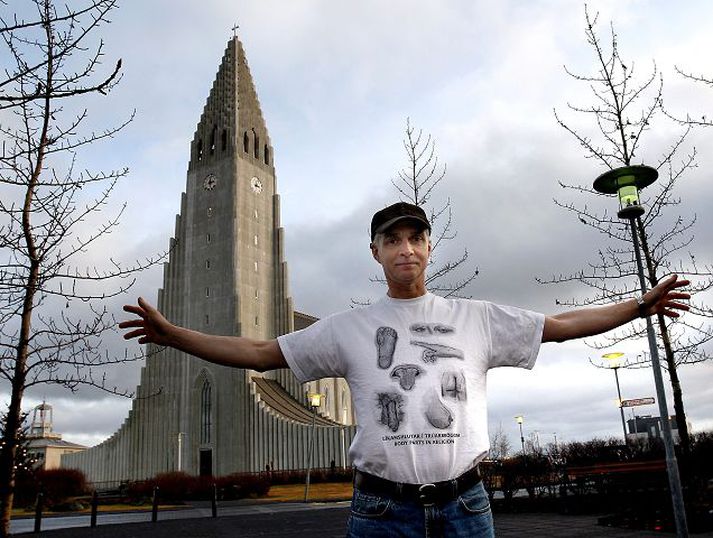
[{"x1": 371, "y1": 222, "x2": 431, "y2": 287}]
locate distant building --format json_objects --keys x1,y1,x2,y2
[
  {"x1": 26, "y1": 402, "x2": 86, "y2": 470},
  {"x1": 626, "y1": 415, "x2": 683, "y2": 444}
]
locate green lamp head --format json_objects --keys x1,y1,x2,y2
[{"x1": 592, "y1": 165, "x2": 658, "y2": 219}]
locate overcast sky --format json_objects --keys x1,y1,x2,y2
[{"x1": 4, "y1": 0, "x2": 713, "y2": 454}]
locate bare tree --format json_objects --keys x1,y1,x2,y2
[
  {"x1": 489, "y1": 422, "x2": 512, "y2": 460},
  {"x1": 539, "y1": 7, "x2": 713, "y2": 462},
  {"x1": 0, "y1": 1, "x2": 163, "y2": 534},
  {"x1": 668, "y1": 66, "x2": 713, "y2": 127},
  {"x1": 355, "y1": 118, "x2": 478, "y2": 304}
]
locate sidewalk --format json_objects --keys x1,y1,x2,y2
[{"x1": 13, "y1": 501, "x2": 712, "y2": 537}]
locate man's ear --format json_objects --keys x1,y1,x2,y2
[{"x1": 370, "y1": 242, "x2": 380, "y2": 262}]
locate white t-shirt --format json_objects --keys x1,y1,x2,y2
[{"x1": 277, "y1": 292, "x2": 545, "y2": 484}]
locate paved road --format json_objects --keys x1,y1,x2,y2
[{"x1": 12, "y1": 502, "x2": 712, "y2": 537}]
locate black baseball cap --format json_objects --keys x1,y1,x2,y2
[{"x1": 370, "y1": 202, "x2": 431, "y2": 241}]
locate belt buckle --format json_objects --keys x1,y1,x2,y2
[{"x1": 418, "y1": 483, "x2": 437, "y2": 506}]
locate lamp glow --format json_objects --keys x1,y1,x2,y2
[{"x1": 308, "y1": 393, "x2": 323, "y2": 408}]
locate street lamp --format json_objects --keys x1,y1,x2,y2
[
  {"x1": 176, "y1": 432, "x2": 186, "y2": 472},
  {"x1": 340, "y1": 405, "x2": 349, "y2": 469},
  {"x1": 593, "y1": 165, "x2": 688, "y2": 537},
  {"x1": 514, "y1": 415, "x2": 525, "y2": 454},
  {"x1": 602, "y1": 352, "x2": 629, "y2": 443},
  {"x1": 304, "y1": 392, "x2": 323, "y2": 502}
]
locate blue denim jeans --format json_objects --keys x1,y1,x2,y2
[{"x1": 346, "y1": 480, "x2": 494, "y2": 537}]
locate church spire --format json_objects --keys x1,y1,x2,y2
[{"x1": 189, "y1": 35, "x2": 273, "y2": 173}]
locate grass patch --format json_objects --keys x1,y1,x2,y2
[
  {"x1": 262, "y1": 482, "x2": 353, "y2": 503},
  {"x1": 11, "y1": 482, "x2": 353, "y2": 518},
  {"x1": 11, "y1": 503, "x2": 186, "y2": 519}
]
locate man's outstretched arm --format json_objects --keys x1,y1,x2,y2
[
  {"x1": 542, "y1": 274, "x2": 690, "y2": 343},
  {"x1": 119, "y1": 297, "x2": 288, "y2": 371}
]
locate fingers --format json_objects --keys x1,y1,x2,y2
[
  {"x1": 665, "y1": 293, "x2": 690, "y2": 303},
  {"x1": 118, "y1": 319, "x2": 144, "y2": 329},
  {"x1": 138, "y1": 296, "x2": 157, "y2": 314},
  {"x1": 659, "y1": 275, "x2": 690, "y2": 291},
  {"x1": 664, "y1": 302, "x2": 689, "y2": 311},
  {"x1": 123, "y1": 304, "x2": 146, "y2": 317},
  {"x1": 123, "y1": 328, "x2": 146, "y2": 340}
]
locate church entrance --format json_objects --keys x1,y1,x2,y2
[{"x1": 199, "y1": 449, "x2": 213, "y2": 476}]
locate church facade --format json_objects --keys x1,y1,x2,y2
[{"x1": 62, "y1": 36, "x2": 355, "y2": 482}]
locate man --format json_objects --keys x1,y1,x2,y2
[{"x1": 120, "y1": 202, "x2": 689, "y2": 537}]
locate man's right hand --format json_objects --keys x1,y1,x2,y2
[
  {"x1": 118, "y1": 297, "x2": 287, "y2": 372},
  {"x1": 120, "y1": 297, "x2": 174, "y2": 346}
]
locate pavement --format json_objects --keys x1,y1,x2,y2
[{"x1": 11, "y1": 501, "x2": 713, "y2": 537}]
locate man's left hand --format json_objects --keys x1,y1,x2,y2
[{"x1": 640, "y1": 274, "x2": 691, "y2": 318}]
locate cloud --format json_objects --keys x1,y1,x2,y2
[{"x1": 3, "y1": 0, "x2": 713, "y2": 450}]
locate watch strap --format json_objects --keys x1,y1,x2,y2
[{"x1": 636, "y1": 295, "x2": 647, "y2": 318}]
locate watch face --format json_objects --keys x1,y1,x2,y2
[
  {"x1": 203, "y1": 174, "x2": 217, "y2": 191},
  {"x1": 250, "y1": 176, "x2": 263, "y2": 194}
]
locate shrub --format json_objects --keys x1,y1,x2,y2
[
  {"x1": 153, "y1": 471, "x2": 196, "y2": 502},
  {"x1": 216, "y1": 473, "x2": 270, "y2": 500},
  {"x1": 15, "y1": 468, "x2": 89, "y2": 508}
]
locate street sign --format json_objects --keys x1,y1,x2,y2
[{"x1": 620, "y1": 397, "x2": 655, "y2": 408}]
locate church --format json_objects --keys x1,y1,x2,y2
[{"x1": 62, "y1": 35, "x2": 356, "y2": 481}]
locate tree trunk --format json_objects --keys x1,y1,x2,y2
[
  {"x1": 0, "y1": 27, "x2": 51, "y2": 531},
  {"x1": 0, "y1": 378, "x2": 26, "y2": 537},
  {"x1": 636, "y1": 218, "x2": 691, "y2": 461}
]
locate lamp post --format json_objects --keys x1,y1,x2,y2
[
  {"x1": 515, "y1": 415, "x2": 525, "y2": 454},
  {"x1": 593, "y1": 165, "x2": 688, "y2": 537},
  {"x1": 176, "y1": 432, "x2": 185, "y2": 472},
  {"x1": 304, "y1": 392, "x2": 323, "y2": 502},
  {"x1": 602, "y1": 352, "x2": 629, "y2": 443},
  {"x1": 340, "y1": 404, "x2": 349, "y2": 469}
]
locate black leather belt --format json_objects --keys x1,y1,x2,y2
[{"x1": 353, "y1": 466, "x2": 482, "y2": 505}]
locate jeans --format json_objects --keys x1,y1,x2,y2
[{"x1": 346, "y1": 480, "x2": 494, "y2": 538}]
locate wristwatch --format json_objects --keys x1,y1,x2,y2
[{"x1": 636, "y1": 295, "x2": 647, "y2": 318}]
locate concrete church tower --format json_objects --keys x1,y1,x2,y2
[{"x1": 63, "y1": 36, "x2": 355, "y2": 481}]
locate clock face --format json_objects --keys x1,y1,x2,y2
[
  {"x1": 250, "y1": 176, "x2": 263, "y2": 194},
  {"x1": 203, "y1": 174, "x2": 217, "y2": 191}
]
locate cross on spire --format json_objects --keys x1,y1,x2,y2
[{"x1": 232, "y1": 23, "x2": 239, "y2": 38}]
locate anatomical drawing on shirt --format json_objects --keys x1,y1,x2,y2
[
  {"x1": 409, "y1": 323, "x2": 455, "y2": 335},
  {"x1": 375, "y1": 326, "x2": 398, "y2": 369},
  {"x1": 373, "y1": 324, "x2": 468, "y2": 435},
  {"x1": 390, "y1": 364, "x2": 423, "y2": 390},
  {"x1": 424, "y1": 389, "x2": 454, "y2": 429},
  {"x1": 377, "y1": 391, "x2": 405, "y2": 432},
  {"x1": 441, "y1": 370, "x2": 467, "y2": 401},
  {"x1": 410, "y1": 341, "x2": 464, "y2": 363}
]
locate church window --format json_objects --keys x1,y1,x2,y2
[
  {"x1": 254, "y1": 234, "x2": 258, "y2": 246},
  {"x1": 207, "y1": 207, "x2": 213, "y2": 218},
  {"x1": 254, "y1": 209, "x2": 258, "y2": 219},
  {"x1": 205, "y1": 287, "x2": 210, "y2": 297},
  {"x1": 255, "y1": 316, "x2": 259, "y2": 326},
  {"x1": 204, "y1": 314, "x2": 209, "y2": 325},
  {"x1": 255, "y1": 290, "x2": 259, "y2": 299},
  {"x1": 197, "y1": 139, "x2": 203, "y2": 161},
  {"x1": 205, "y1": 259, "x2": 211, "y2": 269},
  {"x1": 253, "y1": 131, "x2": 260, "y2": 159},
  {"x1": 200, "y1": 380, "x2": 212, "y2": 444},
  {"x1": 264, "y1": 145, "x2": 270, "y2": 165},
  {"x1": 243, "y1": 131, "x2": 249, "y2": 153},
  {"x1": 221, "y1": 129, "x2": 228, "y2": 152},
  {"x1": 206, "y1": 233, "x2": 211, "y2": 244},
  {"x1": 254, "y1": 261, "x2": 258, "y2": 272},
  {"x1": 209, "y1": 126, "x2": 217, "y2": 155}
]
